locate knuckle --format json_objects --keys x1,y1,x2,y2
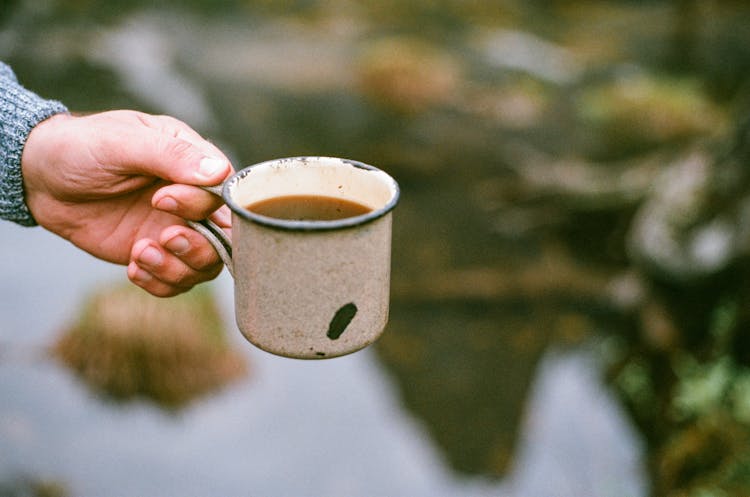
[
  {"x1": 181, "y1": 237, "x2": 221, "y2": 271},
  {"x1": 150, "y1": 285, "x2": 183, "y2": 298},
  {"x1": 159, "y1": 134, "x2": 195, "y2": 161},
  {"x1": 193, "y1": 249, "x2": 221, "y2": 271},
  {"x1": 162, "y1": 263, "x2": 195, "y2": 287},
  {"x1": 132, "y1": 279, "x2": 171, "y2": 298}
]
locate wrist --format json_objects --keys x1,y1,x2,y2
[
  {"x1": 0, "y1": 89, "x2": 68, "y2": 226},
  {"x1": 21, "y1": 112, "x2": 74, "y2": 228}
]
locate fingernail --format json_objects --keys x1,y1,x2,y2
[
  {"x1": 155, "y1": 196, "x2": 178, "y2": 212},
  {"x1": 165, "y1": 235, "x2": 190, "y2": 255},
  {"x1": 197, "y1": 157, "x2": 228, "y2": 180},
  {"x1": 138, "y1": 246, "x2": 163, "y2": 267},
  {"x1": 129, "y1": 262, "x2": 152, "y2": 284}
]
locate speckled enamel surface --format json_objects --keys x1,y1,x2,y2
[
  {"x1": 233, "y1": 214, "x2": 392, "y2": 358},
  {"x1": 225, "y1": 157, "x2": 398, "y2": 359}
]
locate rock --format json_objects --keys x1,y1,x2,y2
[{"x1": 627, "y1": 139, "x2": 750, "y2": 284}]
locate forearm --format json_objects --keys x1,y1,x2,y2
[{"x1": 0, "y1": 61, "x2": 68, "y2": 226}]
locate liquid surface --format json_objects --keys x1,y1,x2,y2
[{"x1": 245, "y1": 195, "x2": 373, "y2": 221}]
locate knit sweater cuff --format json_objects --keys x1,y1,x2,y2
[{"x1": 0, "y1": 63, "x2": 68, "y2": 226}]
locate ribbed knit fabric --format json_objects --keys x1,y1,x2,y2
[{"x1": 0, "y1": 62, "x2": 68, "y2": 226}]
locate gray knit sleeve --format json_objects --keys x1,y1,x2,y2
[{"x1": 0, "y1": 62, "x2": 68, "y2": 226}]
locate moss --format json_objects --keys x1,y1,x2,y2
[
  {"x1": 0, "y1": 477, "x2": 69, "y2": 497},
  {"x1": 52, "y1": 283, "x2": 248, "y2": 411},
  {"x1": 576, "y1": 72, "x2": 726, "y2": 159}
]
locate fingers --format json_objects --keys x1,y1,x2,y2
[
  {"x1": 128, "y1": 227, "x2": 226, "y2": 297},
  {"x1": 160, "y1": 222, "x2": 230, "y2": 270},
  {"x1": 152, "y1": 183, "x2": 227, "y2": 220}
]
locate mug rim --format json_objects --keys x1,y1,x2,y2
[{"x1": 222, "y1": 156, "x2": 400, "y2": 231}]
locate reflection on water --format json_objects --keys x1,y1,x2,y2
[
  {"x1": 2, "y1": 0, "x2": 750, "y2": 495},
  {"x1": 510, "y1": 348, "x2": 646, "y2": 497},
  {"x1": 379, "y1": 299, "x2": 551, "y2": 477},
  {"x1": 0, "y1": 223, "x2": 643, "y2": 496},
  {"x1": 53, "y1": 284, "x2": 247, "y2": 410}
]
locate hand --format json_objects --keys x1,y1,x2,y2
[{"x1": 21, "y1": 110, "x2": 233, "y2": 297}]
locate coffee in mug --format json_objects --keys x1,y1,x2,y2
[{"x1": 245, "y1": 195, "x2": 372, "y2": 221}]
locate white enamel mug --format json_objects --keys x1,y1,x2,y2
[{"x1": 189, "y1": 156, "x2": 400, "y2": 359}]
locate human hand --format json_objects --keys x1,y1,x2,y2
[{"x1": 21, "y1": 110, "x2": 233, "y2": 297}]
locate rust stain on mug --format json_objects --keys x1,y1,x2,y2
[{"x1": 327, "y1": 303, "x2": 357, "y2": 340}]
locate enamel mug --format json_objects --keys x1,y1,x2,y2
[{"x1": 190, "y1": 156, "x2": 399, "y2": 359}]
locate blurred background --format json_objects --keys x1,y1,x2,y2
[{"x1": 2, "y1": 0, "x2": 750, "y2": 495}]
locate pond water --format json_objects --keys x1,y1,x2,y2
[
  {"x1": 2, "y1": 1, "x2": 750, "y2": 495},
  {"x1": 0, "y1": 224, "x2": 644, "y2": 496}
]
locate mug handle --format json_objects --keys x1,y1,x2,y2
[{"x1": 185, "y1": 184, "x2": 234, "y2": 278}]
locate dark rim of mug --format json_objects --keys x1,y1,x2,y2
[{"x1": 222, "y1": 157, "x2": 400, "y2": 231}]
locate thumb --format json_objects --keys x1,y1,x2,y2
[
  {"x1": 98, "y1": 111, "x2": 232, "y2": 185},
  {"x1": 129, "y1": 129, "x2": 232, "y2": 185}
]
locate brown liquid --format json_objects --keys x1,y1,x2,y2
[{"x1": 245, "y1": 195, "x2": 372, "y2": 221}]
